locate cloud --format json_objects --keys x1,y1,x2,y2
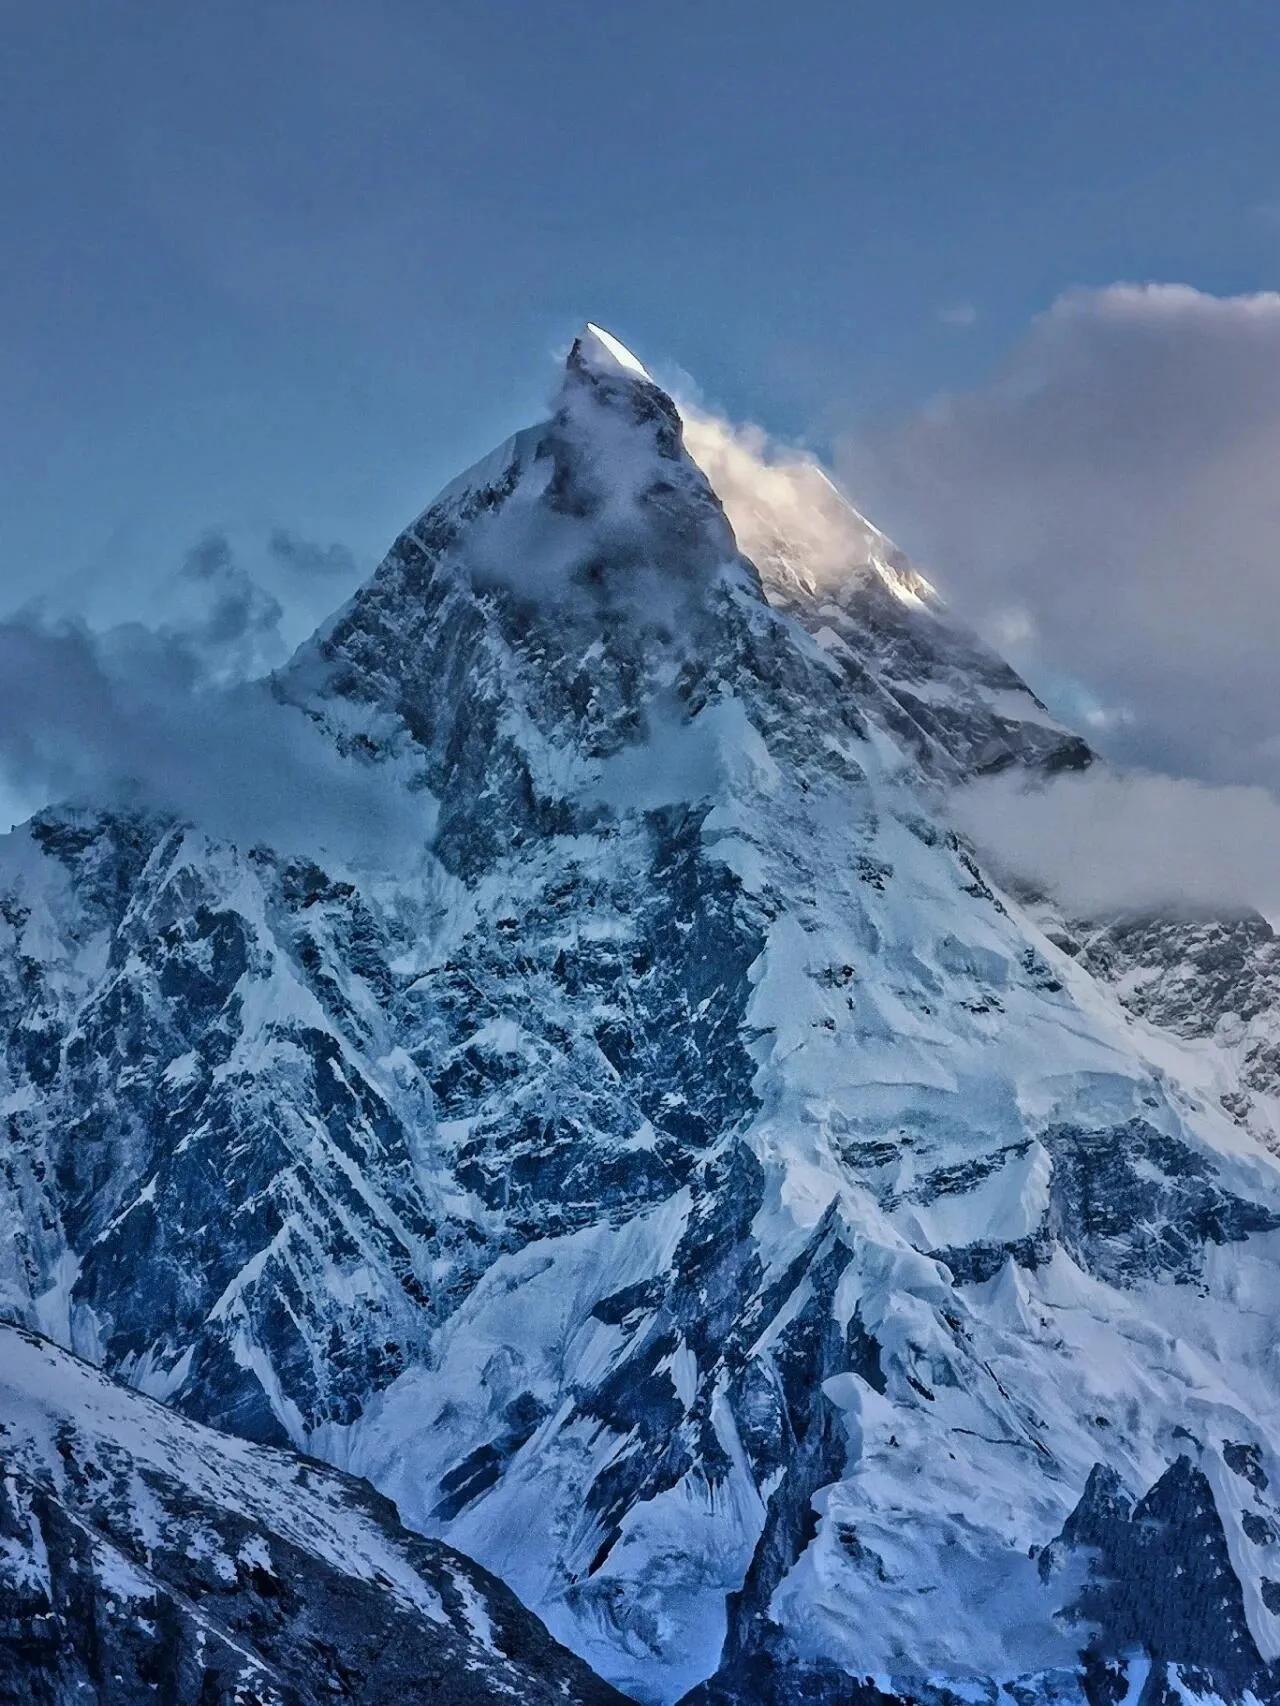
[
  {"x1": 949, "y1": 767, "x2": 1280, "y2": 920},
  {"x1": 679, "y1": 407, "x2": 891, "y2": 592},
  {"x1": 0, "y1": 546, "x2": 429, "y2": 864},
  {"x1": 838, "y1": 283, "x2": 1280, "y2": 793},
  {"x1": 936, "y1": 303, "x2": 978, "y2": 328},
  {"x1": 177, "y1": 530, "x2": 286, "y2": 680},
  {"x1": 268, "y1": 528, "x2": 358, "y2": 581}
]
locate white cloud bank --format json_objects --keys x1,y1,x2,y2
[{"x1": 949, "y1": 768, "x2": 1280, "y2": 920}]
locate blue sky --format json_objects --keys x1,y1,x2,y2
[{"x1": 5, "y1": 0, "x2": 1279, "y2": 625}]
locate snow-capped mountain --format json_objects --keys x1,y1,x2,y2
[
  {"x1": 0, "y1": 1321, "x2": 628, "y2": 1703},
  {"x1": 4, "y1": 324, "x2": 1280, "y2": 1705}
]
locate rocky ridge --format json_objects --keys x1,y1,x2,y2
[{"x1": 0, "y1": 1321, "x2": 629, "y2": 1704}]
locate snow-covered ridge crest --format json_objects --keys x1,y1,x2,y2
[
  {"x1": 575, "y1": 321, "x2": 653, "y2": 381},
  {"x1": 678, "y1": 404, "x2": 932, "y2": 605},
  {"x1": 410, "y1": 320, "x2": 923, "y2": 620}
]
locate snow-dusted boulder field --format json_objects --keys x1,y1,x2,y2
[{"x1": 4, "y1": 326, "x2": 1280, "y2": 1704}]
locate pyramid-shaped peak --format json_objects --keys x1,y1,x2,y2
[{"x1": 570, "y1": 322, "x2": 653, "y2": 383}]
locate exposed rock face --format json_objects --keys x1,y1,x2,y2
[
  {"x1": 4, "y1": 325, "x2": 1280, "y2": 1705},
  {"x1": 0, "y1": 806, "x2": 443, "y2": 1445},
  {"x1": 1040, "y1": 1457, "x2": 1263, "y2": 1684},
  {"x1": 0, "y1": 1324, "x2": 630, "y2": 1705},
  {"x1": 1065, "y1": 911, "x2": 1280, "y2": 1153}
]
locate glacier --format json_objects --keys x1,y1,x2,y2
[{"x1": 2, "y1": 322, "x2": 1280, "y2": 1704}]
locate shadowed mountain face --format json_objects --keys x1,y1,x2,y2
[
  {"x1": 0, "y1": 1323, "x2": 630, "y2": 1706},
  {"x1": 3, "y1": 326, "x2": 1280, "y2": 1705}
]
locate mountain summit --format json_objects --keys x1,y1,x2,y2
[
  {"x1": 574, "y1": 321, "x2": 655, "y2": 379},
  {"x1": 4, "y1": 329, "x2": 1280, "y2": 1705}
]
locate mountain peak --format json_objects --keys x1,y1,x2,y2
[
  {"x1": 570, "y1": 321, "x2": 652, "y2": 383},
  {"x1": 548, "y1": 319, "x2": 716, "y2": 527}
]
